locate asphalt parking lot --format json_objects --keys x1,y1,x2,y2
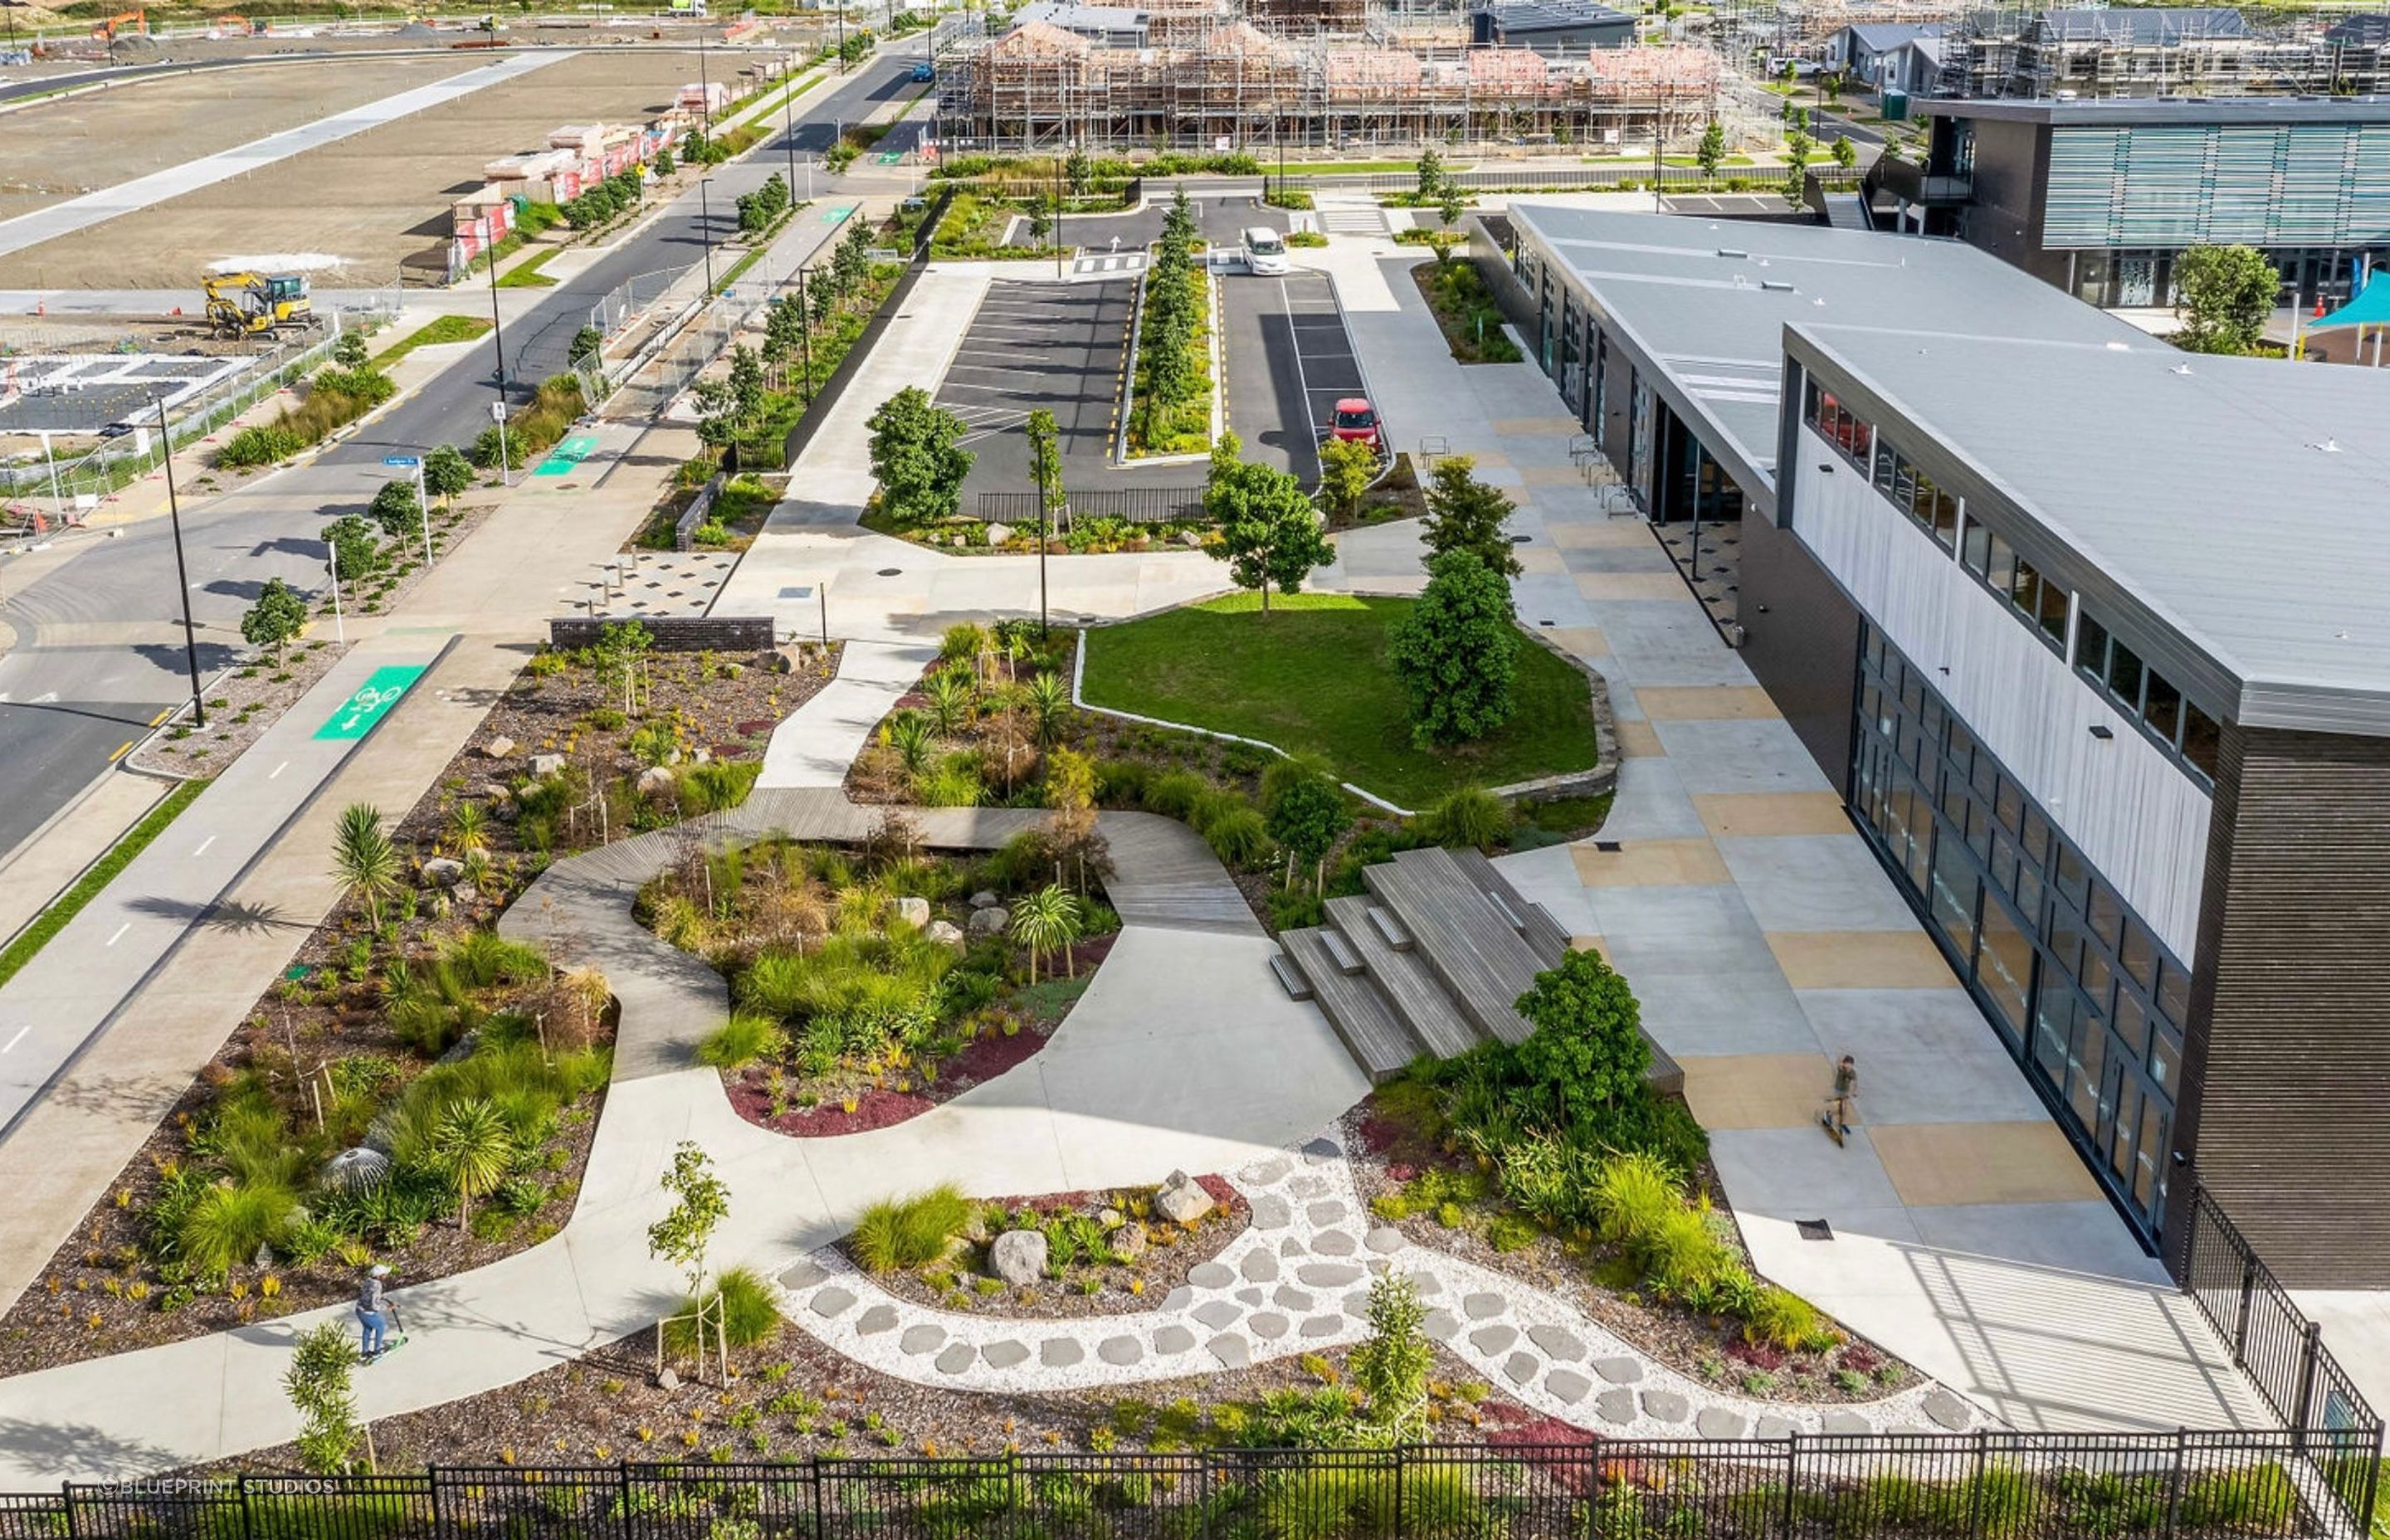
[
  {"x1": 935, "y1": 278, "x2": 1136, "y2": 512},
  {"x1": 1219, "y1": 267, "x2": 1368, "y2": 486}
]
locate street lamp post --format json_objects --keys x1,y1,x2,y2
[
  {"x1": 486, "y1": 215, "x2": 508, "y2": 398},
  {"x1": 796, "y1": 265, "x2": 814, "y2": 399},
  {"x1": 1053, "y1": 148, "x2": 1065, "y2": 279},
  {"x1": 783, "y1": 51, "x2": 800, "y2": 197},
  {"x1": 153, "y1": 397, "x2": 205, "y2": 730},
  {"x1": 327, "y1": 536, "x2": 344, "y2": 645},
  {"x1": 699, "y1": 177, "x2": 719, "y2": 292}
]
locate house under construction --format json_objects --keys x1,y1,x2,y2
[
  {"x1": 1932, "y1": 7, "x2": 2390, "y2": 100},
  {"x1": 931, "y1": 8, "x2": 1719, "y2": 152}
]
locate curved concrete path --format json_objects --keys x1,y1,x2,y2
[{"x1": 0, "y1": 789, "x2": 1363, "y2": 1484}]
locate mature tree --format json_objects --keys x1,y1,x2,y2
[
  {"x1": 1696, "y1": 119, "x2": 1726, "y2": 179},
  {"x1": 323, "y1": 514, "x2": 383, "y2": 587},
  {"x1": 1318, "y1": 436, "x2": 1376, "y2": 520},
  {"x1": 1350, "y1": 1273, "x2": 1432, "y2": 1440},
  {"x1": 1388, "y1": 549, "x2": 1519, "y2": 747},
  {"x1": 241, "y1": 577, "x2": 309, "y2": 665},
  {"x1": 1203, "y1": 431, "x2": 1333, "y2": 613},
  {"x1": 647, "y1": 1139, "x2": 731, "y2": 1295},
  {"x1": 1422, "y1": 454, "x2": 1521, "y2": 577},
  {"x1": 330, "y1": 802, "x2": 399, "y2": 928},
  {"x1": 423, "y1": 444, "x2": 474, "y2": 504},
  {"x1": 368, "y1": 476, "x2": 421, "y2": 542},
  {"x1": 1512, "y1": 947, "x2": 1651, "y2": 1128},
  {"x1": 284, "y1": 1323, "x2": 363, "y2": 1474},
  {"x1": 428, "y1": 1097, "x2": 512, "y2": 1231},
  {"x1": 1264, "y1": 768, "x2": 1350, "y2": 894},
  {"x1": 866, "y1": 386, "x2": 974, "y2": 526},
  {"x1": 2174, "y1": 244, "x2": 2277, "y2": 355}
]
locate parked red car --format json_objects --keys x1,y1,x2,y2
[{"x1": 1329, "y1": 397, "x2": 1381, "y2": 450}]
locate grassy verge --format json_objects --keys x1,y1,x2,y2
[
  {"x1": 1081, "y1": 593, "x2": 1600, "y2": 807},
  {"x1": 0, "y1": 778, "x2": 210, "y2": 992},
  {"x1": 1126, "y1": 263, "x2": 1212, "y2": 457},
  {"x1": 372, "y1": 315, "x2": 493, "y2": 371},
  {"x1": 495, "y1": 247, "x2": 562, "y2": 288},
  {"x1": 1413, "y1": 259, "x2": 1522, "y2": 365}
]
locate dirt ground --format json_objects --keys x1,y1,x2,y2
[
  {"x1": 0, "y1": 47, "x2": 721, "y2": 289},
  {"x1": 0, "y1": 56, "x2": 486, "y2": 223}
]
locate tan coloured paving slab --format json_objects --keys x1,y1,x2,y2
[
  {"x1": 1521, "y1": 464, "x2": 1597, "y2": 486},
  {"x1": 1491, "y1": 416, "x2": 1583, "y2": 436},
  {"x1": 1568, "y1": 935, "x2": 1611, "y2": 960},
  {"x1": 1544, "y1": 626, "x2": 1610, "y2": 659},
  {"x1": 1767, "y1": 931, "x2": 1959, "y2": 990},
  {"x1": 1694, "y1": 792, "x2": 1854, "y2": 838},
  {"x1": 1574, "y1": 572, "x2": 1693, "y2": 601},
  {"x1": 1681, "y1": 1054, "x2": 1837, "y2": 1130},
  {"x1": 1613, "y1": 719, "x2": 1666, "y2": 758},
  {"x1": 1548, "y1": 519, "x2": 1657, "y2": 549},
  {"x1": 1568, "y1": 837, "x2": 1732, "y2": 888},
  {"x1": 1636, "y1": 685, "x2": 1783, "y2": 721},
  {"x1": 1870, "y1": 1122, "x2": 2105, "y2": 1207},
  {"x1": 1516, "y1": 545, "x2": 1568, "y2": 574}
]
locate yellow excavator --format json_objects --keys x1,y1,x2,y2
[{"x1": 202, "y1": 271, "x2": 312, "y2": 338}]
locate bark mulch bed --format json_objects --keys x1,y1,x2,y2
[
  {"x1": 202, "y1": 1324, "x2": 1531, "y2": 1474},
  {"x1": 1341, "y1": 1103, "x2": 1914, "y2": 1407},
  {"x1": 851, "y1": 1173, "x2": 1250, "y2": 1321}
]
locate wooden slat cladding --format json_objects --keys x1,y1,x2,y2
[{"x1": 2174, "y1": 724, "x2": 2390, "y2": 1286}]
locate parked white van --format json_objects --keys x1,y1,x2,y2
[{"x1": 1241, "y1": 226, "x2": 1290, "y2": 275}]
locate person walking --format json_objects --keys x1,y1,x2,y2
[
  {"x1": 356, "y1": 1264, "x2": 393, "y2": 1361},
  {"x1": 1822, "y1": 1054, "x2": 1858, "y2": 1145}
]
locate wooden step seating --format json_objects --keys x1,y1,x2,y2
[{"x1": 1273, "y1": 845, "x2": 1682, "y2": 1095}]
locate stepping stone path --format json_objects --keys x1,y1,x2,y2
[{"x1": 776, "y1": 1123, "x2": 1976, "y2": 1436}]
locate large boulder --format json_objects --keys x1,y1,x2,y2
[
  {"x1": 967, "y1": 904, "x2": 1010, "y2": 938},
  {"x1": 1110, "y1": 1221, "x2": 1149, "y2": 1261},
  {"x1": 988, "y1": 1228, "x2": 1049, "y2": 1288},
  {"x1": 983, "y1": 522, "x2": 1014, "y2": 546},
  {"x1": 1155, "y1": 1170, "x2": 1214, "y2": 1226},
  {"x1": 529, "y1": 753, "x2": 567, "y2": 777},
  {"x1": 482, "y1": 735, "x2": 515, "y2": 759},
  {"x1": 420, "y1": 857, "x2": 465, "y2": 889},
  {"x1": 968, "y1": 889, "x2": 1000, "y2": 909},
  {"x1": 925, "y1": 919, "x2": 966, "y2": 948},
  {"x1": 891, "y1": 895, "x2": 931, "y2": 929},
  {"x1": 637, "y1": 765, "x2": 678, "y2": 797}
]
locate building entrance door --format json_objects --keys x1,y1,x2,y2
[{"x1": 2117, "y1": 257, "x2": 2158, "y2": 307}]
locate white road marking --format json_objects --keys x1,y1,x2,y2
[
  {"x1": 269, "y1": 759, "x2": 288, "y2": 779},
  {"x1": 105, "y1": 923, "x2": 129, "y2": 947},
  {"x1": 31, "y1": 691, "x2": 56, "y2": 704},
  {"x1": 192, "y1": 834, "x2": 216, "y2": 856},
  {"x1": 0, "y1": 1026, "x2": 26, "y2": 1055}
]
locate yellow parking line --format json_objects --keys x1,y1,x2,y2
[
  {"x1": 148, "y1": 708, "x2": 170, "y2": 727},
  {"x1": 108, "y1": 740, "x2": 134, "y2": 763}
]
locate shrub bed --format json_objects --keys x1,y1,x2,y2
[
  {"x1": 1412, "y1": 259, "x2": 1523, "y2": 365},
  {"x1": 471, "y1": 374, "x2": 586, "y2": 471},
  {"x1": 217, "y1": 364, "x2": 398, "y2": 470}
]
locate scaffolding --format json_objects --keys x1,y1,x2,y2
[
  {"x1": 934, "y1": 9, "x2": 1719, "y2": 152},
  {"x1": 1932, "y1": 6, "x2": 2388, "y2": 99}
]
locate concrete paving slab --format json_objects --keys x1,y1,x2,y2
[
  {"x1": 1635, "y1": 685, "x2": 1782, "y2": 721},
  {"x1": 1652, "y1": 719, "x2": 1837, "y2": 796},
  {"x1": 1718, "y1": 834, "x2": 1924, "y2": 933},
  {"x1": 1680, "y1": 1054, "x2": 1836, "y2": 1130},
  {"x1": 1870, "y1": 1123, "x2": 2105, "y2": 1208},
  {"x1": 1693, "y1": 792, "x2": 1852, "y2": 839},
  {"x1": 1569, "y1": 838, "x2": 1732, "y2": 888},
  {"x1": 1712, "y1": 1126, "x2": 1905, "y2": 1212},
  {"x1": 1768, "y1": 931, "x2": 1959, "y2": 990},
  {"x1": 1797, "y1": 989, "x2": 2047, "y2": 1124}
]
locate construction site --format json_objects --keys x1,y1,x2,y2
[{"x1": 929, "y1": 7, "x2": 1720, "y2": 153}]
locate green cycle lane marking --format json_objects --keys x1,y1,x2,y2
[
  {"x1": 822, "y1": 203, "x2": 856, "y2": 221},
  {"x1": 314, "y1": 665, "x2": 427, "y2": 741},
  {"x1": 534, "y1": 434, "x2": 601, "y2": 478}
]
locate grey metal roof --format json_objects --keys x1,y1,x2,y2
[
  {"x1": 1933, "y1": 95, "x2": 2390, "y2": 126},
  {"x1": 2036, "y1": 7, "x2": 2247, "y2": 43},
  {"x1": 1478, "y1": 0, "x2": 1635, "y2": 32},
  {"x1": 1503, "y1": 205, "x2": 2139, "y2": 516},
  {"x1": 1797, "y1": 325, "x2": 2390, "y2": 733},
  {"x1": 1845, "y1": 21, "x2": 1943, "y2": 51},
  {"x1": 2325, "y1": 14, "x2": 2390, "y2": 46}
]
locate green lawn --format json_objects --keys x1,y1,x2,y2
[
  {"x1": 372, "y1": 314, "x2": 493, "y2": 370},
  {"x1": 494, "y1": 247, "x2": 562, "y2": 288},
  {"x1": 1080, "y1": 593, "x2": 1601, "y2": 807}
]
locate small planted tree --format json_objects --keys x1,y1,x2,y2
[
  {"x1": 285, "y1": 1323, "x2": 363, "y2": 1474},
  {"x1": 1264, "y1": 769, "x2": 1351, "y2": 894},
  {"x1": 240, "y1": 577, "x2": 309, "y2": 665},
  {"x1": 330, "y1": 802, "x2": 399, "y2": 928},
  {"x1": 1351, "y1": 1273, "x2": 1432, "y2": 1440},
  {"x1": 368, "y1": 477, "x2": 422, "y2": 542},
  {"x1": 648, "y1": 1140, "x2": 733, "y2": 1377},
  {"x1": 1203, "y1": 431, "x2": 1333, "y2": 614},
  {"x1": 1832, "y1": 134, "x2": 1856, "y2": 171},
  {"x1": 1514, "y1": 947, "x2": 1650, "y2": 1129},
  {"x1": 324, "y1": 514, "x2": 384, "y2": 585},
  {"x1": 1010, "y1": 884, "x2": 1084, "y2": 982},
  {"x1": 866, "y1": 386, "x2": 975, "y2": 527},
  {"x1": 1388, "y1": 549, "x2": 1519, "y2": 747},
  {"x1": 1422, "y1": 455, "x2": 1521, "y2": 578},
  {"x1": 1414, "y1": 144, "x2": 1446, "y2": 204},
  {"x1": 1318, "y1": 436, "x2": 1376, "y2": 521},
  {"x1": 2173, "y1": 243, "x2": 2277, "y2": 355},
  {"x1": 1783, "y1": 132, "x2": 1812, "y2": 202},
  {"x1": 428, "y1": 1097, "x2": 512, "y2": 1231},
  {"x1": 1696, "y1": 119, "x2": 1726, "y2": 179},
  {"x1": 1065, "y1": 144, "x2": 1092, "y2": 197},
  {"x1": 423, "y1": 444, "x2": 474, "y2": 504}
]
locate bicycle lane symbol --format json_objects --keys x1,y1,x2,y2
[{"x1": 313, "y1": 665, "x2": 428, "y2": 742}]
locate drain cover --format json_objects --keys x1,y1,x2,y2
[
  {"x1": 1594, "y1": 841, "x2": 1622, "y2": 853},
  {"x1": 1796, "y1": 1218, "x2": 1835, "y2": 1241},
  {"x1": 876, "y1": 568, "x2": 902, "y2": 577}
]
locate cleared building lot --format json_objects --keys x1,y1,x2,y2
[
  {"x1": 0, "y1": 50, "x2": 705, "y2": 289},
  {"x1": 0, "y1": 55, "x2": 487, "y2": 225}
]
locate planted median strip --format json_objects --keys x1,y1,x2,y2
[{"x1": 0, "y1": 777, "x2": 210, "y2": 993}]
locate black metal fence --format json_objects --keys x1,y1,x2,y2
[
  {"x1": 2183, "y1": 1187, "x2": 2380, "y2": 1452},
  {"x1": 4, "y1": 1433, "x2": 2378, "y2": 1540},
  {"x1": 1268, "y1": 163, "x2": 1869, "y2": 197},
  {"x1": 975, "y1": 485, "x2": 1208, "y2": 525}
]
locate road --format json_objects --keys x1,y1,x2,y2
[{"x1": 0, "y1": 50, "x2": 919, "y2": 858}]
